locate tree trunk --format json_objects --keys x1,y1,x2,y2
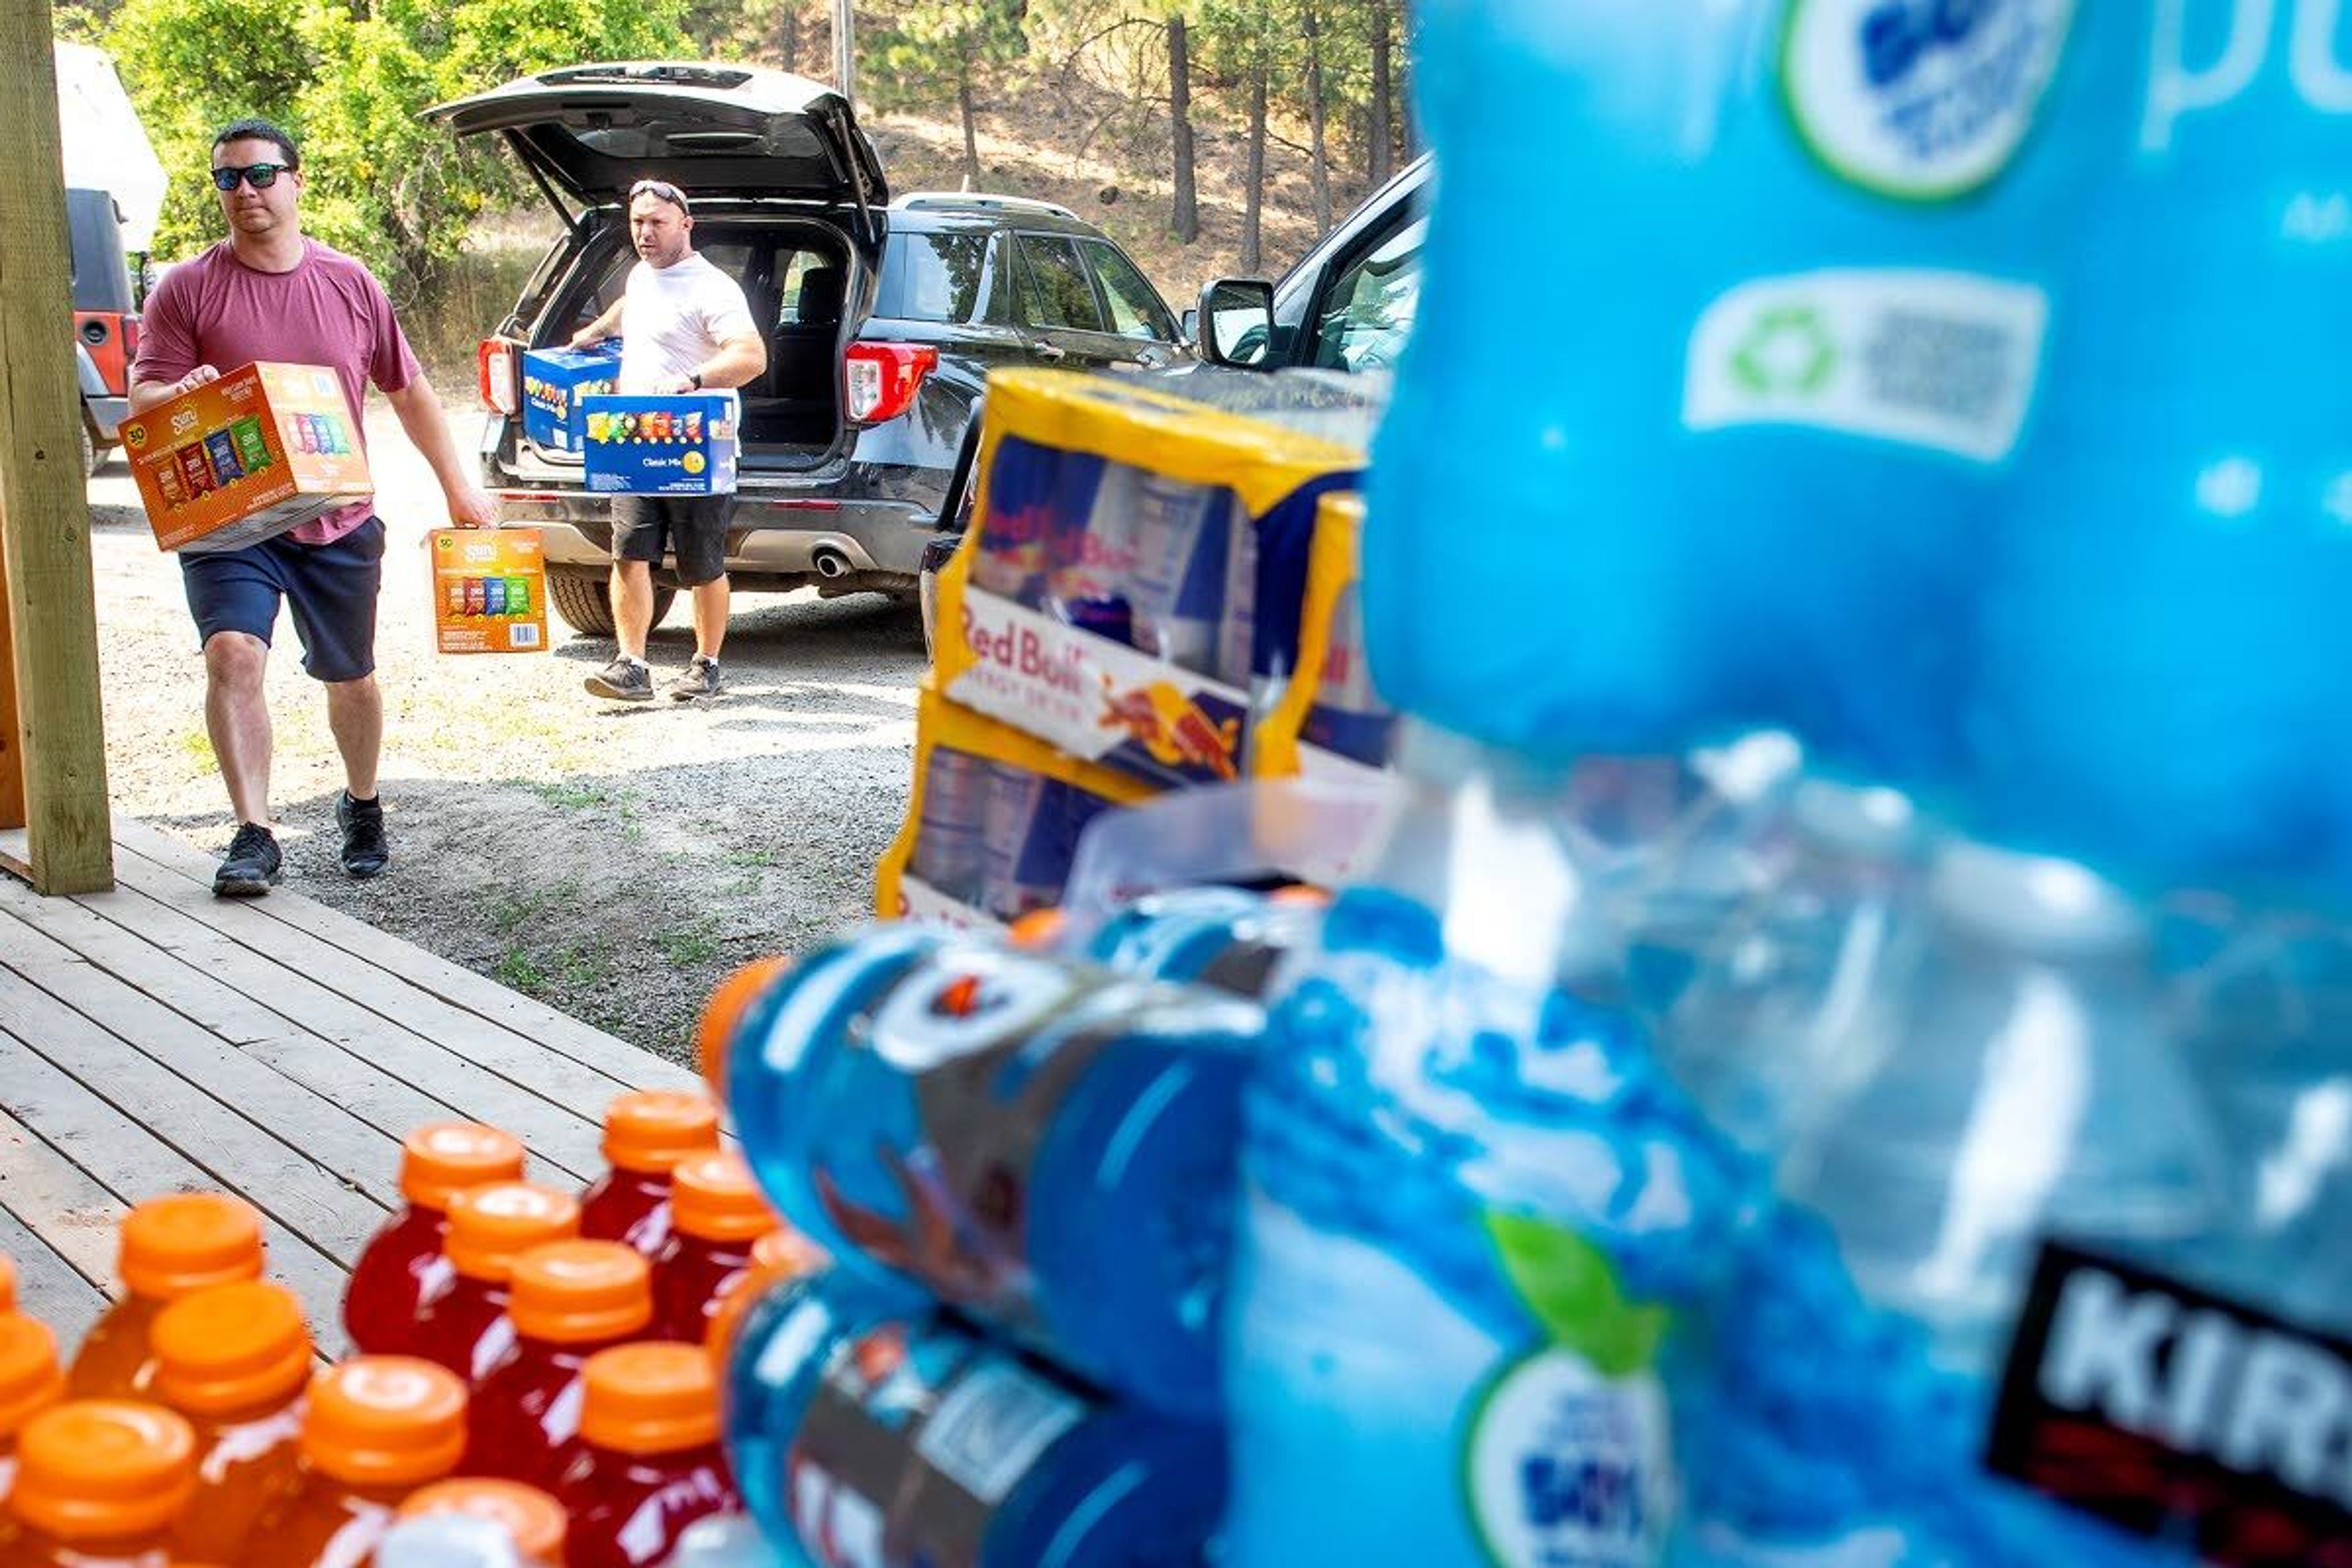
[
  {"x1": 1169, "y1": 15, "x2": 1200, "y2": 243},
  {"x1": 1368, "y1": 0, "x2": 1393, "y2": 184},
  {"x1": 1303, "y1": 0, "x2": 1332, "y2": 231},
  {"x1": 780, "y1": 4, "x2": 801, "y2": 72},
  {"x1": 1243, "y1": 59, "x2": 1267, "y2": 273},
  {"x1": 959, "y1": 63, "x2": 982, "y2": 190},
  {"x1": 1401, "y1": 0, "x2": 1422, "y2": 159}
]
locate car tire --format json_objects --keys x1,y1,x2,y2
[
  {"x1": 548, "y1": 566, "x2": 673, "y2": 638},
  {"x1": 80, "y1": 418, "x2": 98, "y2": 478}
]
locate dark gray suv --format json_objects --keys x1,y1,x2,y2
[{"x1": 429, "y1": 62, "x2": 1185, "y2": 635}]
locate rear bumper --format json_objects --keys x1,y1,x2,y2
[
  {"x1": 478, "y1": 413, "x2": 946, "y2": 580},
  {"x1": 491, "y1": 494, "x2": 937, "y2": 579},
  {"x1": 86, "y1": 396, "x2": 129, "y2": 441}
]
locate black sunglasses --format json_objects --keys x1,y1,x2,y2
[
  {"x1": 629, "y1": 179, "x2": 690, "y2": 214},
  {"x1": 212, "y1": 162, "x2": 291, "y2": 192}
]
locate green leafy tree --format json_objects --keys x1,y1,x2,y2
[
  {"x1": 97, "y1": 0, "x2": 690, "y2": 296},
  {"x1": 867, "y1": 0, "x2": 1028, "y2": 190}
]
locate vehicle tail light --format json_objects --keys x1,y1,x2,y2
[
  {"x1": 844, "y1": 342, "x2": 938, "y2": 424},
  {"x1": 478, "y1": 337, "x2": 522, "y2": 415},
  {"x1": 123, "y1": 314, "x2": 140, "y2": 364}
]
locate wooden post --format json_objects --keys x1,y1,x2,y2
[
  {"x1": 0, "y1": 521, "x2": 21, "y2": 831},
  {"x1": 0, "y1": 0, "x2": 113, "y2": 894}
]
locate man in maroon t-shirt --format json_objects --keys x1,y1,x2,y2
[{"x1": 132, "y1": 117, "x2": 494, "y2": 897}]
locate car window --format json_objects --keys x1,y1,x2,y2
[
  {"x1": 1310, "y1": 217, "x2": 1426, "y2": 373},
  {"x1": 1014, "y1": 235, "x2": 1108, "y2": 334},
  {"x1": 880, "y1": 230, "x2": 1000, "y2": 325},
  {"x1": 1079, "y1": 240, "x2": 1176, "y2": 342}
]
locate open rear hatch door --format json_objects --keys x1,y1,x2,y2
[{"x1": 425, "y1": 62, "x2": 888, "y2": 229}]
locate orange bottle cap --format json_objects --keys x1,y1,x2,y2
[
  {"x1": 117, "y1": 1194, "x2": 265, "y2": 1301},
  {"x1": 507, "y1": 1242, "x2": 652, "y2": 1344},
  {"x1": 300, "y1": 1357, "x2": 466, "y2": 1488},
  {"x1": 669, "y1": 1153, "x2": 776, "y2": 1244},
  {"x1": 600, "y1": 1091, "x2": 720, "y2": 1175},
  {"x1": 149, "y1": 1281, "x2": 311, "y2": 1417},
  {"x1": 695, "y1": 957, "x2": 790, "y2": 1093},
  {"x1": 579, "y1": 1343, "x2": 720, "y2": 1455},
  {"x1": 1006, "y1": 909, "x2": 1068, "y2": 951},
  {"x1": 9, "y1": 1400, "x2": 197, "y2": 1539},
  {"x1": 704, "y1": 1229, "x2": 827, "y2": 1363},
  {"x1": 0, "y1": 1314, "x2": 65, "y2": 1438},
  {"x1": 400, "y1": 1123, "x2": 527, "y2": 1212},
  {"x1": 1268, "y1": 884, "x2": 1334, "y2": 908},
  {"x1": 399, "y1": 1477, "x2": 568, "y2": 1561},
  {"x1": 443, "y1": 1182, "x2": 581, "y2": 1283}
]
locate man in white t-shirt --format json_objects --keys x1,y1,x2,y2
[{"x1": 570, "y1": 179, "x2": 768, "y2": 702}]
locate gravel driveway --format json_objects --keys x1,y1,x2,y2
[{"x1": 86, "y1": 397, "x2": 926, "y2": 1066}]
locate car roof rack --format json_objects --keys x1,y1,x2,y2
[{"x1": 893, "y1": 191, "x2": 1079, "y2": 221}]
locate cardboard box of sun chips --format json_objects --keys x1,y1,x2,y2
[
  {"x1": 431, "y1": 528, "x2": 549, "y2": 655},
  {"x1": 119, "y1": 362, "x2": 372, "y2": 552}
]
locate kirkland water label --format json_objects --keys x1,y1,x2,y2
[
  {"x1": 1988, "y1": 1242, "x2": 2352, "y2": 1566},
  {"x1": 1780, "y1": 0, "x2": 2078, "y2": 201},
  {"x1": 1463, "y1": 1214, "x2": 1676, "y2": 1568},
  {"x1": 1684, "y1": 271, "x2": 2048, "y2": 462}
]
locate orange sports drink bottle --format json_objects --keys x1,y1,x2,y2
[
  {"x1": 557, "y1": 1343, "x2": 737, "y2": 1568},
  {"x1": 693, "y1": 956, "x2": 790, "y2": 1096},
  {"x1": 68, "y1": 1196, "x2": 264, "y2": 1400},
  {"x1": 703, "y1": 1229, "x2": 825, "y2": 1368},
  {"x1": 148, "y1": 1281, "x2": 311, "y2": 1564},
  {"x1": 244, "y1": 1357, "x2": 467, "y2": 1568},
  {"x1": 0, "y1": 1401, "x2": 196, "y2": 1566},
  {"x1": 345, "y1": 1123, "x2": 527, "y2": 1357},
  {"x1": 578, "y1": 1092, "x2": 720, "y2": 1261},
  {"x1": 461, "y1": 1242, "x2": 652, "y2": 1492},
  {"x1": 396, "y1": 1477, "x2": 566, "y2": 1564},
  {"x1": 650, "y1": 1153, "x2": 778, "y2": 1344},
  {"x1": 410, "y1": 1182, "x2": 579, "y2": 1384},
  {"x1": 0, "y1": 1316, "x2": 64, "y2": 1506}
]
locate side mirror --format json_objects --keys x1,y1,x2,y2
[
  {"x1": 1181, "y1": 307, "x2": 1200, "y2": 344},
  {"x1": 1196, "y1": 278, "x2": 1276, "y2": 369}
]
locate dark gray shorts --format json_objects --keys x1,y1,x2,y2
[{"x1": 611, "y1": 494, "x2": 736, "y2": 587}]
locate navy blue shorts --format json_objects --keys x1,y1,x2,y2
[{"x1": 180, "y1": 518, "x2": 387, "y2": 684}]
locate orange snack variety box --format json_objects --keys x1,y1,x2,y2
[
  {"x1": 429, "y1": 529, "x2": 549, "y2": 655},
  {"x1": 118, "y1": 362, "x2": 372, "y2": 554}
]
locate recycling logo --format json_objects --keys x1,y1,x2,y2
[{"x1": 1730, "y1": 306, "x2": 1838, "y2": 397}]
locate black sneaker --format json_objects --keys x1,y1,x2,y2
[
  {"x1": 213, "y1": 823, "x2": 282, "y2": 898},
  {"x1": 337, "y1": 791, "x2": 390, "y2": 879},
  {"x1": 667, "y1": 655, "x2": 723, "y2": 702},
  {"x1": 586, "y1": 656, "x2": 655, "y2": 703}
]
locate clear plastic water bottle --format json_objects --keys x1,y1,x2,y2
[
  {"x1": 1785, "y1": 843, "x2": 2223, "y2": 1370},
  {"x1": 725, "y1": 927, "x2": 1264, "y2": 1419},
  {"x1": 2171, "y1": 912, "x2": 2352, "y2": 1333},
  {"x1": 1684, "y1": 842, "x2": 2229, "y2": 1561},
  {"x1": 1366, "y1": 0, "x2": 2127, "y2": 793},
  {"x1": 1223, "y1": 736, "x2": 1754, "y2": 1567},
  {"x1": 1971, "y1": 2, "x2": 2352, "y2": 895},
  {"x1": 1651, "y1": 778, "x2": 1926, "y2": 1158},
  {"x1": 724, "y1": 1271, "x2": 1225, "y2": 1568}
]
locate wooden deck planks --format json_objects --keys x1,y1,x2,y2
[{"x1": 0, "y1": 817, "x2": 687, "y2": 1361}]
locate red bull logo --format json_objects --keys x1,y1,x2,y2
[{"x1": 1099, "y1": 676, "x2": 1240, "y2": 780}]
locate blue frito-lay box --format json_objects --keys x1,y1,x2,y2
[
  {"x1": 581, "y1": 391, "x2": 740, "y2": 496},
  {"x1": 519, "y1": 344, "x2": 622, "y2": 453}
]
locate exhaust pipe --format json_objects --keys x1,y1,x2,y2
[{"x1": 811, "y1": 546, "x2": 853, "y2": 580}]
